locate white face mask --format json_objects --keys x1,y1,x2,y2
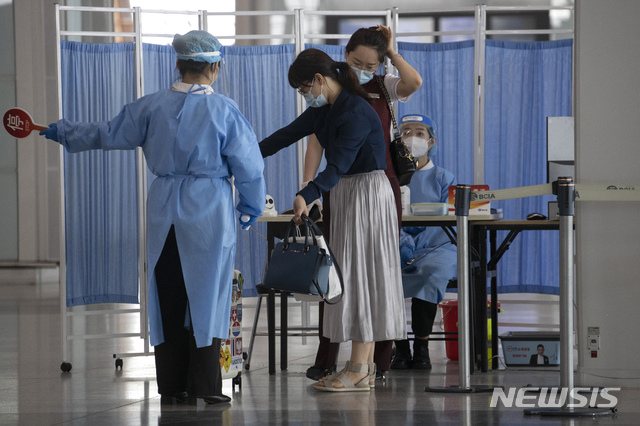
[{"x1": 404, "y1": 136, "x2": 430, "y2": 158}]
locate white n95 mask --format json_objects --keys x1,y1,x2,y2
[{"x1": 404, "y1": 136, "x2": 430, "y2": 158}]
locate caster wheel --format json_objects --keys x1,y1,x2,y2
[
  {"x1": 244, "y1": 363, "x2": 250, "y2": 371},
  {"x1": 115, "y1": 358, "x2": 123, "y2": 369},
  {"x1": 242, "y1": 352, "x2": 248, "y2": 360},
  {"x1": 61, "y1": 362, "x2": 72, "y2": 372},
  {"x1": 232, "y1": 375, "x2": 241, "y2": 391}
]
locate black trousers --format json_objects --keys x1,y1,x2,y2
[
  {"x1": 410, "y1": 298, "x2": 438, "y2": 338},
  {"x1": 154, "y1": 225, "x2": 223, "y2": 397}
]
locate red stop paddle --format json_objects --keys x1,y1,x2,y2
[{"x1": 3, "y1": 107, "x2": 49, "y2": 138}]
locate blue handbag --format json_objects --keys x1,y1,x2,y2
[{"x1": 264, "y1": 214, "x2": 343, "y2": 303}]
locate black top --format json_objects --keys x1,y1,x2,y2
[{"x1": 260, "y1": 89, "x2": 387, "y2": 204}]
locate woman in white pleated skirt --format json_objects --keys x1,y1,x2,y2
[
  {"x1": 260, "y1": 48, "x2": 406, "y2": 391},
  {"x1": 324, "y1": 171, "x2": 406, "y2": 346}
]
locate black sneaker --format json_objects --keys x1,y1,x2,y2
[
  {"x1": 412, "y1": 340, "x2": 432, "y2": 370},
  {"x1": 306, "y1": 365, "x2": 336, "y2": 381},
  {"x1": 390, "y1": 340, "x2": 412, "y2": 369}
]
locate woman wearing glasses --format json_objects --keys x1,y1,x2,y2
[
  {"x1": 260, "y1": 48, "x2": 406, "y2": 392},
  {"x1": 303, "y1": 26, "x2": 422, "y2": 382}
]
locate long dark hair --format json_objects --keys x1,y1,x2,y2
[
  {"x1": 288, "y1": 48, "x2": 371, "y2": 103},
  {"x1": 345, "y1": 27, "x2": 387, "y2": 63}
]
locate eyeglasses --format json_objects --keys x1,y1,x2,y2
[{"x1": 297, "y1": 78, "x2": 315, "y2": 95}]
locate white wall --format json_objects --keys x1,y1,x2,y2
[
  {"x1": 14, "y1": 1, "x2": 61, "y2": 263},
  {"x1": 575, "y1": 0, "x2": 640, "y2": 387},
  {"x1": 0, "y1": 1, "x2": 18, "y2": 261}
]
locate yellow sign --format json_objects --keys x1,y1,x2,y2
[{"x1": 223, "y1": 346, "x2": 232, "y2": 372}]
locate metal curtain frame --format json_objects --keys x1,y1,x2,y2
[
  {"x1": 54, "y1": 4, "x2": 574, "y2": 370},
  {"x1": 56, "y1": 4, "x2": 150, "y2": 370},
  {"x1": 392, "y1": 4, "x2": 574, "y2": 185}
]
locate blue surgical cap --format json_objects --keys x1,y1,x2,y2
[
  {"x1": 172, "y1": 30, "x2": 223, "y2": 63},
  {"x1": 400, "y1": 114, "x2": 436, "y2": 138}
]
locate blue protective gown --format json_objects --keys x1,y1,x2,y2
[
  {"x1": 56, "y1": 84, "x2": 266, "y2": 348},
  {"x1": 401, "y1": 162, "x2": 457, "y2": 303}
]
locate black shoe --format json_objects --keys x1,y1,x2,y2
[
  {"x1": 375, "y1": 370, "x2": 386, "y2": 381},
  {"x1": 160, "y1": 391, "x2": 189, "y2": 405},
  {"x1": 390, "y1": 340, "x2": 412, "y2": 369},
  {"x1": 306, "y1": 365, "x2": 336, "y2": 381},
  {"x1": 203, "y1": 395, "x2": 232, "y2": 405},
  {"x1": 412, "y1": 339, "x2": 432, "y2": 370}
]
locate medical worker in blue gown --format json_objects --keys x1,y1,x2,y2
[
  {"x1": 390, "y1": 115, "x2": 457, "y2": 370},
  {"x1": 40, "y1": 31, "x2": 266, "y2": 405}
]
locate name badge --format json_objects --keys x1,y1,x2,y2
[{"x1": 368, "y1": 93, "x2": 380, "y2": 99}]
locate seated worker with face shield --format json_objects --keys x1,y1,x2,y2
[{"x1": 391, "y1": 114, "x2": 457, "y2": 370}]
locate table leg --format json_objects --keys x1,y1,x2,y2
[
  {"x1": 473, "y1": 225, "x2": 489, "y2": 372},
  {"x1": 489, "y1": 229, "x2": 499, "y2": 370},
  {"x1": 267, "y1": 289, "x2": 276, "y2": 375},
  {"x1": 281, "y1": 291, "x2": 288, "y2": 370},
  {"x1": 267, "y1": 223, "x2": 276, "y2": 375}
]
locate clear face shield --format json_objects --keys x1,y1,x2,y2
[{"x1": 212, "y1": 58, "x2": 230, "y2": 96}]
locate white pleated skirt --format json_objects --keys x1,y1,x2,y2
[{"x1": 323, "y1": 170, "x2": 407, "y2": 343}]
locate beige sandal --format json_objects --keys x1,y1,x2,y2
[
  {"x1": 317, "y1": 361, "x2": 348, "y2": 385},
  {"x1": 314, "y1": 362, "x2": 370, "y2": 392},
  {"x1": 368, "y1": 362, "x2": 376, "y2": 389}
]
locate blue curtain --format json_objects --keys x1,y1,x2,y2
[
  {"x1": 143, "y1": 43, "x2": 178, "y2": 94},
  {"x1": 219, "y1": 44, "x2": 298, "y2": 296},
  {"x1": 61, "y1": 41, "x2": 139, "y2": 307},
  {"x1": 484, "y1": 39, "x2": 573, "y2": 294},
  {"x1": 60, "y1": 38, "x2": 571, "y2": 301}
]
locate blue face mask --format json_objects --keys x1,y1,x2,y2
[
  {"x1": 302, "y1": 79, "x2": 329, "y2": 108},
  {"x1": 350, "y1": 66, "x2": 374, "y2": 85}
]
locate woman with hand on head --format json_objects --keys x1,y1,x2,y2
[
  {"x1": 304, "y1": 25, "x2": 422, "y2": 382},
  {"x1": 40, "y1": 30, "x2": 266, "y2": 405},
  {"x1": 260, "y1": 48, "x2": 406, "y2": 391}
]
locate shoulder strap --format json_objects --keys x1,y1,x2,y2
[{"x1": 376, "y1": 75, "x2": 400, "y2": 137}]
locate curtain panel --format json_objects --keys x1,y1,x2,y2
[
  {"x1": 61, "y1": 41, "x2": 139, "y2": 306},
  {"x1": 484, "y1": 38, "x2": 573, "y2": 294},
  {"x1": 220, "y1": 44, "x2": 298, "y2": 297}
]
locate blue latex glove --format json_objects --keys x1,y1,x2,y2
[
  {"x1": 239, "y1": 214, "x2": 258, "y2": 230},
  {"x1": 400, "y1": 246, "x2": 417, "y2": 273},
  {"x1": 400, "y1": 246, "x2": 413, "y2": 265},
  {"x1": 39, "y1": 123, "x2": 59, "y2": 142}
]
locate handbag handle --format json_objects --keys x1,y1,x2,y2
[
  {"x1": 282, "y1": 215, "x2": 315, "y2": 252},
  {"x1": 377, "y1": 75, "x2": 400, "y2": 138},
  {"x1": 300, "y1": 215, "x2": 345, "y2": 305}
]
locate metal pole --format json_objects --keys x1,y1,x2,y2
[
  {"x1": 426, "y1": 184, "x2": 493, "y2": 393},
  {"x1": 133, "y1": 6, "x2": 150, "y2": 355},
  {"x1": 524, "y1": 177, "x2": 613, "y2": 416},
  {"x1": 472, "y1": 5, "x2": 486, "y2": 185},
  {"x1": 557, "y1": 177, "x2": 575, "y2": 397},
  {"x1": 55, "y1": 2, "x2": 70, "y2": 372},
  {"x1": 198, "y1": 10, "x2": 208, "y2": 32},
  {"x1": 455, "y1": 184, "x2": 471, "y2": 390},
  {"x1": 293, "y1": 9, "x2": 306, "y2": 189}
]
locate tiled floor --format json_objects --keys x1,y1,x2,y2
[{"x1": 0, "y1": 267, "x2": 636, "y2": 425}]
